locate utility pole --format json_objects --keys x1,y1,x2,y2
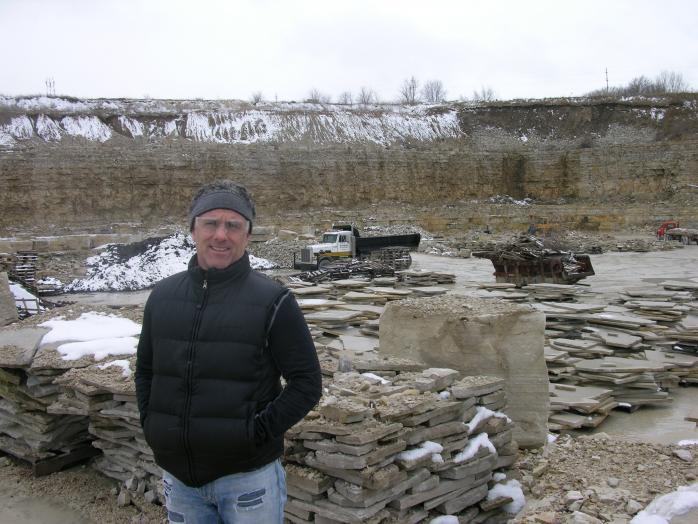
[
  {"x1": 45, "y1": 77, "x2": 56, "y2": 96},
  {"x1": 605, "y1": 68, "x2": 609, "y2": 93}
]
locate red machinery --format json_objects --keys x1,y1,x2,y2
[{"x1": 657, "y1": 220, "x2": 680, "y2": 239}]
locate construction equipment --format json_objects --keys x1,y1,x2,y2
[
  {"x1": 656, "y1": 220, "x2": 680, "y2": 240},
  {"x1": 293, "y1": 224, "x2": 420, "y2": 270}
]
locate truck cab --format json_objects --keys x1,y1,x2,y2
[{"x1": 296, "y1": 228, "x2": 357, "y2": 269}]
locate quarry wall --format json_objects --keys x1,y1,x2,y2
[{"x1": 1, "y1": 95, "x2": 696, "y2": 235}]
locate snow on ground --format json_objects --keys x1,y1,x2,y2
[
  {"x1": 39, "y1": 311, "x2": 141, "y2": 361},
  {"x1": 65, "y1": 231, "x2": 276, "y2": 292},
  {"x1": 487, "y1": 479, "x2": 525, "y2": 515},
  {"x1": 9, "y1": 282, "x2": 43, "y2": 314},
  {"x1": 631, "y1": 482, "x2": 698, "y2": 524}
]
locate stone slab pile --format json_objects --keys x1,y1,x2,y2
[
  {"x1": 396, "y1": 270, "x2": 456, "y2": 286},
  {"x1": 0, "y1": 327, "x2": 94, "y2": 464},
  {"x1": 547, "y1": 383, "x2": 617, "y2": 431},
  {"x1": 54, "y1": 356, "x2": 163, "y2": 504},
  {"x1": 284, "y1": 367, "x2": 519, "y2": 523}
]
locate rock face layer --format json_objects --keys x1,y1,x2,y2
[
  {"x1": 379, "y1": 295, "x2": 549, "y2": 448},
  {"x1": 0, "y1": 95, "x2": 697, "y2": 231}
]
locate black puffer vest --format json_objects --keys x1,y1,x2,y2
[{"x1": 142, "y1": 253, "x2": 288, "y2": 486}]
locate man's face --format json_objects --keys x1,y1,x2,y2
[{"x1": 191, "y1": 208, "x2": 250, "y2": 270}]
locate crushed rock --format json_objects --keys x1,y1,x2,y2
[{"x1": 512, "y1": 433, "x2": 698, "y2": 523}]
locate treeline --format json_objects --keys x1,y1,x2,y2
[
  {"x1": 249, "y1": 70, "x2": 692, "y2": 106},
  {"x1": 250, "y1": 77, "x2": 498, "y2": 106},
  {"x1": 587, "y1": 70, "x2": 690, "y2": 97}
]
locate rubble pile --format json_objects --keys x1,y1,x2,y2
[
  {"x1": 513, "y1": 433, "x2": 698, "y2": 524},
  {"x1": 248, "y1": 238, "x2": 308, "y2": 268},
  {"x1": 284, "y1": 366, "x2": 521, "y2": 523}
]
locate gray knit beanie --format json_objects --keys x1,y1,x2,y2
[{"x1": 188, "y1": 181, "x2": 255, "y2": 232}]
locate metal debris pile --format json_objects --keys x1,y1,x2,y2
[{"x1": 473, "y1": 235, "x2": 595, "y2": 286}]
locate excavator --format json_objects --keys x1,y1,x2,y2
[{"x1": 656, "y1": 220, "x2": 680, "y2": 240}]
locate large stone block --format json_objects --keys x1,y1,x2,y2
[
  {"x1": 379, "y1": 295, "x2": 549, "y2": 448},
  {"x1": 0, "y1": 272, "x2": 19, "y2": 326}
]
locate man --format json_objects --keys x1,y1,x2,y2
[{"x1": 135, "y1": 180, "x2": 322, "y2": 523}]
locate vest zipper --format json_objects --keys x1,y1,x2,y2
[{"x1": 183, "y1": 276, "x2": 208, "y2": 485}]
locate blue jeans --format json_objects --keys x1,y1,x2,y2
[{"x1": 162, "y1": 460, "x2": 287, "y2": 524}]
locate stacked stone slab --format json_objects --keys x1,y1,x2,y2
[
  {"x1": 532, "y1": 284, "x2": 698, "y2": 425},
  {"x1": 57, "y1": 356, "x2": 163, "y2": 504},
  {"x1": 0, "y1": 326, "x2": 92, "y2": 464},
  {"x1": 284, "y1": 368, "x2": 518, "y2": 523}
]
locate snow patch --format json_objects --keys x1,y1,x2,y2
[
  {"x1": 98, "y1": 359, "x2": 132, "y2": 378},
  {"x1": 36, "y1": 114, "x2": 62, "y2": 141},
  {"x1": 631, "y1": 482, "x2": 698, "y2": 524},
  {"x1": 56, "y1": 337, "x2": 137, "y2": 361},
  {"x1": 40, "y1": 311, "x2": 141, "y2": 344},
  {"x1": 487, "y1": 479, "x2": 525, "y2": 514},
  {"x1": 396, "y1": 441, "x2": 444, "y2": 463},
  {"x1": 60, "y1": 115, "x2": 112, "y2": 141},
  {"x1": 454, "y1": 433, "x2": 497, "y2": 463},
  {"x1": 65, "y1": 231, "x2": 276, "y2": 292},
  {"x1": 118, "y1": 116, "x2": 144, "y2": 137}
]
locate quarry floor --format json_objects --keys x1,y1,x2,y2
[{"x1": 2, "y1": 243, "x2": 698, "y2": 523}]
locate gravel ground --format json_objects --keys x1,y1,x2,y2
[
  {"x1": 512, "y1": 434, "x2": 698, "y2": 523},
  {"x1": 0, "y1": 457, "x2": 166, "y2": 523},
  {"x1": 1, "y1": 433, "x2": 696, "y2": 523}
]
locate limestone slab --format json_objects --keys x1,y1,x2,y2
[
  {"x1": 0, "y1": 273, "x2": 19, "y2": 326},
  {"x1": 309, "y1": 439, "x2": 406, "y2": 469},
  {"x1": 0, "y1": 327, "x2": 50, "y2": 368}
]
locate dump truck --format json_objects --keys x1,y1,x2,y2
[
  {"x1": 293, "y1": 225, "x2": 421, "y2": 270},
  {"x1": 664, "y1": 227, "x2": 698, "y2": 245}
]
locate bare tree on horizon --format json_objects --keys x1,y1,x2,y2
[
  {"x1": 338, "y1": 91, "x2": 353, "y2": 105},
  {"x1": 421, "y1": 80, "x2": 447, "y2": 103},
  {"x1": 472, "y1": 86, "x2": 497, "y2": 102},
  {"x1": 357, "y1": 86, "x2": 378, "y2": 105},
  {"x1": 399, "y1": 76, "x2": 420, "y2": 105}
]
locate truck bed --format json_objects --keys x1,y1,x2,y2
[{"x1": 355, "y1": 233, "x2": 421, "y2": 255}]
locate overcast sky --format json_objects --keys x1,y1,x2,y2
[{"x1": 2, "y1": 0, "x2": 696, "y2": 102}]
